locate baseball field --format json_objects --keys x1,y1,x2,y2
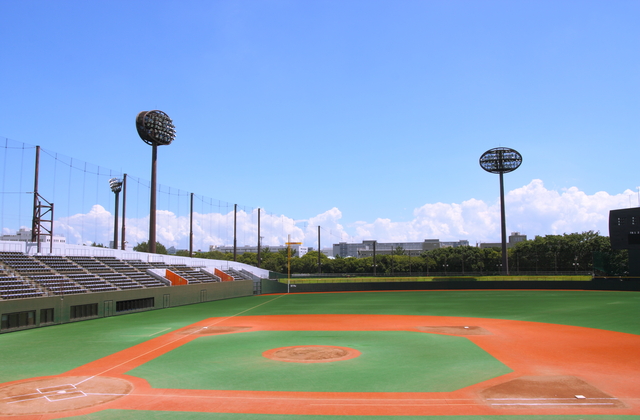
[{"x1": 0, "y1": 289, "x2": 639, "y2": 419}]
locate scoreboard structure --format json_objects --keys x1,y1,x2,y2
[{"x1": 609, "y1": 207, "x2": 640, "y2": 276}]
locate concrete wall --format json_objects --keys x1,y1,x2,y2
[{"x1": 1, "y1": 279, "x2": 253, "y2": 332}]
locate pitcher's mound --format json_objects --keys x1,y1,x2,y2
[
  {"x1": 481, "y1": 376, "x2": 624, "y2": 408},
  {"x1": 0, "y1": 376, "x2": 132, "y2": 416},
  {"x1": 263, "y1": 345, "x2": 361, "y2": 363}
]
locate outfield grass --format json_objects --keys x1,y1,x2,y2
[{"x1": 127, "y1": 330, "x2": 511, "y2": 392}]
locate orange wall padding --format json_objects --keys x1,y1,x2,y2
[
  {"x1": 166, "y1": 270, "x2": 188, "y2": 286},
  {"x1": 215, "y1": 268, "x2": 234, "y2": 282}
]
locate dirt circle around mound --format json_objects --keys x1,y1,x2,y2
[
  {"x1": 263, "y1": 345, "x2": 361, "y2": 363},
  {"x1": 0, "y1": 376, "x2": 132, "y2": 416}
]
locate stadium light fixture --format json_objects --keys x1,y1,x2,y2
[
  {"x1": 479, "y1": 147, "x2": 522, "y2": 275},
  {"x1": 109, "y1": 177, "x2": 123, "y2": 250},
  {"x1": 136, "y1": 110, "x2": 176, "y2": 253}
]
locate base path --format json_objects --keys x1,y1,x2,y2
[{"x1": 1, "y1": 314, "x2": 639, "y2": 419}]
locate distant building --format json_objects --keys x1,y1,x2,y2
[
  {"x1": 333, "y1": 239, "x2": 470, "y2": 258},
  {"x1": 210, "y1": 243, "x2": 308, "y2": 257},
  {"x1": 479, "y1": 232, "x2": 527, "y2": 249},
  {"x1": 0, "y1": 228, "x2": 66, "y2": 244},
  {"x1": 320, "y1": 247, "x2": 334, "y2": 257}
]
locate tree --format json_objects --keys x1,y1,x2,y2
[
  {"x1": 133, "y1": 241, "x2": 168, "y2": 254},
  {"x1": 509, "y1": 231, "x2": 627, "y2": 274},
  {"x1": 291, "y1": 251, "x2": 330, "y2": 274},
  {"x1": 238, "y1": 252, "x2": 258, "y2": 266},
  {"x1": 392, "y1": 246, "x2": 406, "y2": 256}
]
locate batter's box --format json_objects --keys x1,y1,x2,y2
[
  {"x1": 37, "y1": 384, "x2": 76, "y2": 394},
  {"x1": 45, "y1": 391, "x2": 87, "y2": 402},
  {"x1": 480, "y1": 376, "x2": 625, "y2": 408},
  {"x1": 5, "y1": 394, "x2": 41, "y2": 403},
  {"x1": 0, "y1": 376, "x2": 133, "y2": 416}
]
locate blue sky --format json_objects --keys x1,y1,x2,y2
[{"x1": 0, "y1": 0, "x2": 638, "y2": 250}]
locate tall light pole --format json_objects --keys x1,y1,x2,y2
[
  {"x1": 479, "y1": 147, "x2": 522, "y2": 275},
  {"x1": 121, "y1": 174, "x2": 127, "y2": 250},
  {"x1": 136, "y1": 110, "x2": 176, "y2": 253},
  {"x1": 109, "y1": 178, "x2": 123, "y2": 250},
  {"x1": 257, "y1": 208, "x2": 262, "y2": 268}
]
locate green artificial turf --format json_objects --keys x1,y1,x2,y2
[{"x1": 127, "y1": 330, "x2": 510, "y2": 392}]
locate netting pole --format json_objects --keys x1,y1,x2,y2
[
  {"x1": 189, "y1": 192, "x2": 194, "y2": 257},
  {"x1": 257, "y1": 208, "x2": 261, "y2": 268},
  {"x1": 233, "y1": 204, "x2": 237, "y2": 261},
  {"x1": 31, "y1": 146, "x2": 40, "y2": 242}
]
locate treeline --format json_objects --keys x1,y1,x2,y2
[{"x1": 145, "y1": 231, "x2": 629, "y2": 276}]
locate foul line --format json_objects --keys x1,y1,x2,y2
[
  {"x1": 74, "y1": 294, "x2": 288, "y2": 386},
  {"x1": 491, "y1": 402, "x2": 616, "y2": 406}
]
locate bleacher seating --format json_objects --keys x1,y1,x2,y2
[
  {"x1": 124, "y1": 259, "x2": 154, "y2": 271},
  {"x1": 98, "y1": 257, "x2": 165, "y2": 287},
  {"x1": 70, "y1": 256, "x2": 163, "y2": 289},
  {"x1": 34, "y1": 255, "x2": 85, "y2": 274},
  {"x1": 0, "y1": 251, "x2": 86, "y2": 297},
  {"x1": 166, "y1": 264, "x2": 219, "y2": 284},
  {"x1": 224, "y1": 268, "x2": 247, "y2": 281},
  {"x1": 0, "y1": 271, "x2": 45, "y2": 299},
  {"x1": 65, "y1": 273, "x2": 118, "y2": 292},
  {"x1": 0, "y1": 251, "x2": 249, "y2": 300},
  {"x1": 68, "y1": 256, "x2": 112, "y2": 272}
]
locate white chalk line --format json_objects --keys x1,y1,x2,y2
[
  {"x1": 74, "y1": 294, "x2": 287, "y2": 387},
  {"x1": 486, "y1": 397, "x2": 618, "y2": 400},
  {"x1": 491, "y1": 402, "x2": 616, "y2": 406},
  {"x1": 487, "y1": 396, "x2": 620, "y2": 407}
]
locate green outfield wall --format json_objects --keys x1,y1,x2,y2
[{"x1": 263, "y1": 278, "x2": 640, "y2": 293}]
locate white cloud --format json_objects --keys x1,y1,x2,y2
[
  {"x1": 50, "y1": 180, "x2": 637, "y2": 249},
  {"x1": 333, "y1": 179, "x2": 636, "y2": 245}
]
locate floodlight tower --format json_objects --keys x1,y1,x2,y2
[
  {"x1": 136, "y1": 110, "x2": 176, "y2": 253},
  {"x1": 479, "y1": 147, "x2": 522, "y2": 275},
  {"x1": 109, "y1": 178, "x2": 123, "y2": 250}
]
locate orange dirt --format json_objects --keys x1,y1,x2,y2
[
  {"x1": 0, "y1": 376, "x2": 131, "y2": 416},
  {"x1": 481, "y1": 375, "x2": 625, "y2": 409},
  {"x1": 416, "y1": 325, "x2": 491, "y2": 335},
  {"x1": 3, "y1": 313, "x2": 640, "y2": 419},
  {"x1": 263, "y1": 345, "x2": 360, "y2": 363}
]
